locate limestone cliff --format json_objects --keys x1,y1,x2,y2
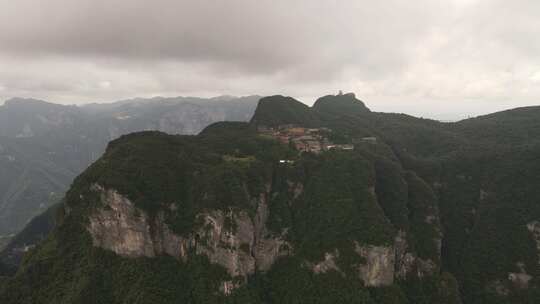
[
  {"x1": 88, "y1": 184, "x2": 409, "y2": 289},
  {"x1": 355, "y1": 243, "x2": 395, "y2": 287},
  {"x1": 88, "y1": 185, "x2": 291, "y2": 283}
]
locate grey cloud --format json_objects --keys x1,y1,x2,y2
[
  {"x1": 0, "y1": 0, "x2": 437, "y2": 75},
  {"x1": 0, "y1": 0, "x2": 539, "y2": 120}
]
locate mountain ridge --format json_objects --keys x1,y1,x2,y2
[
  {"x1": 0, "y1": 95, "x2": 259, "y2": 240},
  {"x1": 2, "y1": 94, "x2": 540, "y2": 303}
]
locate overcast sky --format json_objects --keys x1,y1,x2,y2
[{"x1": 0, "y1": 0, "x2": 539, "y2": 120}]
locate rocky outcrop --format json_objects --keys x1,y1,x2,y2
[
  {"x1": 508, "y1": 272, "x2": 532, "y2": 289},
  {"x1": 252, "y1": 191, "x2": 291, "y2": 271},
  {"x1": 416, "y1": 258, "x2": 438, "y2": 278},
  {"x1": 394, "y1": 230, "x2": 413, "y2": 278},
  {"x1": 312, "y1": 250, "x2": 340, "y2": 274},
  {"x1": 308, "y1": 242, "x2": 395, "y2": 287},
  {"x1": 355, "y1": 243, "x2": 395, "y2": 286},
  {"x1": 87, "y1": 180, "x2": 444, "y2": 294},
  {"x1": 306, "y1": 229, "x2": 440, "y2": 288},
  {"x1": 394, "y1": 230, "x2": 439, "y2": 279},
  {"x1": 87, "y1": 185, "x2": 158, "y2": 257},
  {"x1": 194, "y1": 209, "x2": 256, "y2": 277},
  {"x1": 489, "y1": 262, "x2": 534, "y2": 294},
  {"x1": 527, "y1": 221, "x2": 540, "y2": 264},
  {"x1": 87, "y1": 184, "x2": 290, "y2": 290}
]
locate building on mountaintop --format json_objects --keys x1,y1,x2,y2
[
  {"x1": 326, "y1": 144, "x2": 354, "y2": 151},
  {"x1": 257, "y1": 124, "x2": 353, "y2": 154}
]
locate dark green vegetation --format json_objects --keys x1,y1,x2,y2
[
  {"x1": 0, "y1": 204, "x2": 60, "y2": 275},
  {"x1": 251, "y1": 95, "x2": 321, "y2": 127},
  {"x1": 0, "y1": 96, "x2": 259, "y2": 239},
  {"x1": 2, "y1": 93, "x2": 540, "y2": 303},
  {"x1": 313, "y1": 92, "x2": 371, "y2": 116}
]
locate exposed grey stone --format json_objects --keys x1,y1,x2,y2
[
  {"x1": 87, "y1": 185, "x2": 156, "y2": 257},
  {"x1": 416, "y1": 258, "x2": 437, "y2": 278},
  {"x1": 311, "y1": 250, "x2": 341, "y2": 274},
  {"x1": 508, "y1": 272, "x2": 532, "y2": 289},
  {"x1": 394, "y1": 230, "x2": 414, "y2": 279},
  {"x1": 355, "y1": 242, "x2": 395, "y2": 287},
  {"x1": 87, "y1": 185, "x2": 291, "y2": 294},
  {"x1": 527, "y1": 221, "x2": 540, "y2": 265}
]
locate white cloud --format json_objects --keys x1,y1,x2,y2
[{"x1": 531, "y1": 71, "x2": 540, "y2": 83}]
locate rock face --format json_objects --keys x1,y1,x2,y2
[
  {"x1": 88, "y1": 185, "x2": 158, "y2": 257},
  {"x1": 194, "y1": 209, "x2": 257, "y2": 278},
  {"x1": 355, "y1": 243, "x2": 395, "y2": 287},
  {"x1": 312, "y1": 251, "x2": 340, "y2": 274},
  {"x1": 87, "y1": 185, "x2": 290, "y2": 283},
  {"x1": 527, "y1": 221, "x2": 540, "y2": 264},
  {"x1": 309, "y1": 245, "x2": 396, "y2": 288},
  {"x1": 308, "y1": 237, "x2": 424, "y2": 288},
  {"x1": 508, "y1": 271, "x2": 533, "y2": 289},
  {"x1": 251, "y1": 192, "x2": 291, "y2": 272},
  {"x1": 88, "y1": 182, "x2": 441, "y2": 291},
  {"x1": 394, "y1": 230, "x2": 414, "y2": 278}
]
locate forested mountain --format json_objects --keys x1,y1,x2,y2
[
  {"x1": 1, "y1": 93, "x2": 540, "y2": 303},
  {"x1": 0, "y1": 204, "x2": 59, "y2": 274},
  {"x1": 0, "y1": 96, "x2": 259, "y2": 240}
]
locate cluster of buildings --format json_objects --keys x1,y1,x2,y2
[{"x1": 257, "y1": 124, "x2": 354, "y2": 154}]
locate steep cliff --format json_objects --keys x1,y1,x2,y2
[{"x1": 0, "y1": 123, "x2": 458, "y2": 303}]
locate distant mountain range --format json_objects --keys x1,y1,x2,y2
[{"x1": 0, "y1": 96, "x2": 259, "y2": 241}]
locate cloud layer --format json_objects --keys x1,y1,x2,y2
[{"x1": 0, "y1": 0, "x2": 539, "y2": 119}]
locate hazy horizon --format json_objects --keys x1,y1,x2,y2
[{"x1": 0, "y1": 92, "x2": 531, "y2": 121}]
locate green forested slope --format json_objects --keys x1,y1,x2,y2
[
  {"x1": 0, "y1": 96, "x2": 259, "y2": 239},
  {"x1": 2, "y1": 94, "x2": 540, "y2": 303}
]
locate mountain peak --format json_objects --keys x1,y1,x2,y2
[
  {"x1": 313, "y1": 92, "x2": 370, "y2": 116},
  {"x1": 250, "y1": 95, "x2": 320, "y2": 127},
  {"x1": 249, "y1": 93, "x2": 370, "y2": 129},
  {"x1": 3, "y1": 98, "x2": 70, "y2": 111},
  {"x1": 4, "y1": 97, "x2": 51, "y2": 106}
]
